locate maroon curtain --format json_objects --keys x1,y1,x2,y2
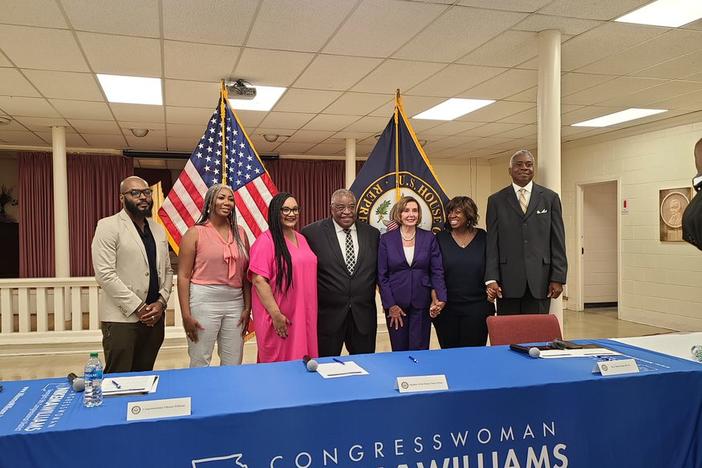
[
  {"x1": 266, "y1": 159, "x2": 345, "y2": 228},
  {"x1": 18, "y1": 152, "x2": 55, "y2": 278},
  {"x1": 134, "y1": 168, "x2": 173, "y2": 196},
  {"x1": 68, "y1": 154, "x2": 133, "y2": 277}
]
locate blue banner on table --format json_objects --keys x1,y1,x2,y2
[
  {"x1": 2, "y1": 341, "x2": 702, "y2": 468},
  {"x1": 350, "y1": 92, "x2": 449, "y2": 234}
]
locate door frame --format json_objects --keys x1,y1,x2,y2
[{"x1": 574, "y1": 177, "x2": 621, "y2": 313}]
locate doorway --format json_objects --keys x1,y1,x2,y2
[{"x1": 577, "y1": 180, "x2": 619, "y2": 311}]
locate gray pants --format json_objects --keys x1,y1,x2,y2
[{"x1": 188, "y1": 284, "x2": 244, "y2": 367}]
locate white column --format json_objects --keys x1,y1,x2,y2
[
  {"x1": 52, "y1": 126, "x2": 70, "y2": 277},
  {"x1": 537, "y1": 29, "x2": 564, "y2": 325},
  {"x1": 345, "y1": 137, "x2": 356, "y2": 189}
]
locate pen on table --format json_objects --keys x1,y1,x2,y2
[
  {"x1": 111, "y1": 379, "x2": 121, "y2": 389},
  {"x1": 408, "y1": 355, "x2": 418, "y2": 363},
  {"x1": 332, "y1": 358, "x2": 345, "y2": 365}
]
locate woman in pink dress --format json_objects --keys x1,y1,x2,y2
[{"x1": 249, "y1": 192, "x2": 318, "y2": 363}]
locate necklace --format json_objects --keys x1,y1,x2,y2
[
  {"x1": 400, "y1": 229, "x2": 416, "y2": 241},
  {"x1": 451, "y1": 229, "x2": 474, "y2": 248}
]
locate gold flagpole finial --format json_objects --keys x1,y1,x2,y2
[{"x1": 220, "y1": 81, "x2": 228, "y2": 184}]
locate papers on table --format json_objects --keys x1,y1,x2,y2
[
  {"x1": 103, "y1": 375, "x2": 159, "y2": 396},
  {"x1": 538, "y1": 348, "x2": 621, "y2": 359},
  {"x1": 316, "y1": 361, "x2": 368, "y2": 379}
]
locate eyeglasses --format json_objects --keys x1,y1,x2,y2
[
  {"x1": 332, "y1": 204, "x2": 356, "y2": 212},
  {"x1": 280, "y1": 207, "x2": 300, "y2": 215},
  {"x1": 122, "y1": 189, "x2": 153, "y2": 198}
]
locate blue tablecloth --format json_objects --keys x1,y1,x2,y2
[{"x1": 1, "y1": 340, "x2": 701, "y2": 468}]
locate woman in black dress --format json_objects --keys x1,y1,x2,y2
[{"x1": 433, "y1": 196, "x2": 492, "y2": 348}]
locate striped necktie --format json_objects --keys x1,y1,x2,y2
[{"x1": 518, "y1": 188, "x2": 528, "y2": 214}]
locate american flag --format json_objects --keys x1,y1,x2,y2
[{"x1": 158, "y1": 97, "x2": 277, "y2": 251}]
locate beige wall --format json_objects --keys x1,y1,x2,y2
[
  {"x1": 431, "y1": 158, "x2": 491, "y2": 229},
  {"x1": 563, "y1": 122, "x2": 702, "y2": 331},
  {"x1": 0, "y1": 153, "x2": 19, "y2": 222},
  {"x1": 583, "y1": 181, "x2": 617, "y2": 304}
]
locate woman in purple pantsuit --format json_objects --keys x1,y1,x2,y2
[{"x1": 378, "y1": 196, "x2": 447, "y2": 351}]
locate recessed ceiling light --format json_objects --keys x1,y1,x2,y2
[
  {"x1": 572, "y1": 108, "x2": 668, "y2": 127},
  {"x1": 228, "y1": 86, "x2": 286, "y2": 112},
  {"x1": 412, "y1": 98, "x2": 495, "y2": 121},
  {"x1": 97, "y1": 74, "x2": 162, "y2": 105},
  {"x1": 615, "y1": 0, "x2": 702, "y2": 27}
]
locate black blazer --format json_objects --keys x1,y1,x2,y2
[
  {"x1": 485, "y1": 183, "x2": 567, "y2": 299},
  {"x1": 301, "y1": 219, "x2": 380, "y2": 335},
  {"x1": 683, "y1": 186, "x2": 702, "y2": 251}
]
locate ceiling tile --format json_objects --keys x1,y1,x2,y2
[
  {"x1": 423, "y1": 135, "x2": 476, "y2": 151},
  {"x1": 306, "y1": 141, "x2": 345, "y2": 155},
  {"x1": 166, "y1": 137, "x2": 197, "y2": 152},
  {"x1": 323, "y1": 93, "x2": 392, "y2": 116},
  {"x1": 24, "y1": 70, "x2": 103, "y2": 100},
  {"x1": 259, "y1": 112, "x2": 315, "y2": 129},
  {"x1": 561, "y1": 105, "x2": 626, "y2": 125},
  {"x1": 67, "y1": 119, "x2": 121, "y2": 134},
  {"x1": 332, "y1": 131, "x2": 376, "y2": 140},
  {"x1": 293, "y1": 55, "x2": 383, "y2": 91},
  {"x1": 629, "y1": 49, "x2": 702, "y2": 81},
  {"x1": 394, "y1": 6, "x2": 526, "y2": 63},
  {"x1": 166, "y1": 106, "x2": 215, "y2": 125},
  {"x1": 249, "y1": 0, "x2": 355, "y2": 52},
  {"x1": 301, "y1": 114, "x2": 359, "y2": 131},
  {"x1": 0, "y1": 131, "x2": 48, "y2": 146},
  {"x1": 537, "y1": 0, "x2": 651, "y2": 20},
  {"x1": 0, "y1": 0, "x2": 67, "y2": 28},
  {"x1": 457, "y1": 0, "x2": 551, "y2": 11},
  {"x1": 234, "y1": 110, "x2": 267, "y2": 129},
  {"x1": 49, "y1": 99, "x2": 113, "y2": 120},
  {"x1": 650, "y1": 89, "x2": 702, "y2": 111},
  {"x1": 0, "y1": 70, "x2": 38, "y2": 97},
  {"x1": 497, "y1": 107, "x2": 536, "y2": 124},
  {"x1": 234, "y1": 49, "x2": 315, "y2": 87},
  {"x1": 111, "y1": 103, "x2": 165, "y2": 122},
  {"x1": 62, "y1": 0, "x2": 160, "y2": 36},
  {"x1": 164, "y1": 80, "x2": 220, "y2": 108},
  {"x1": 460, "y1": 69, "x2": 537, "y2": 100},
  {"x1": 83, "y1": 134, "x2": 129, "y2": 148},
  {"x1": 498, "y1": 124, "x2": 537, "y2": 139},
  {"x1": 164, "y1": 41, "x2": 240, "y2": 82},
  {"x1": 78, "y1": 32, "x2": 161, "y2": 76},
  {"x1": 576, "y1": 30, "x2": 702, "y2": 76},
  {"x1": 163, "y1": 0, "x2": 257, "y2": 45},
  {"x1": 407, "y1": 64, "x2": 505, "y2": 97},
  {"x1": 561, "y1": 22, "x2": 665, "y2": 71},
  {"x1": 458, "y1": 31, "x2": 537, "y2": 68},
  {"x1": 274, "y1": 142, "x2": 316, "y2": 154},
  {"x1": 125, "y1": 130, "x2": 166, "y2": 150},
  {"x1": 512, "y1": 14, "x2": 602, "y2": 36},
  {"x1": 561, "y1": 73, "x2": 612, "y2": 96},
  {"x1": 600, "y1": 81, "x2": 702, "y2": 108},
  {"x1": 166, "y1": 123, "x2": 205, "y2": 139},
  {"x1": 460, "y1": 122, "x2": 522, "y2": 137},
  {"x1": 352, "y1": 60, "x2": 445, "y2": 94},
  {"x1": 342, "y1": 116, "x2": 391, "y2": 134},
  {"x1": 0, "y1": 25, "x2": 88, "y2": 72},
  {"x1": 421, "y1": 121, "x2": 484, "y2": 136},
  {"x1": 371, "y1": 95, "x2": 446, "y2": 118},
  {"x1": 286, "y1": 130, "x2": 335, "y2": 143},
  {"x1": 324, "y1": 0, "x2": 445, "y2": 57},
  {"x1": 505, "y1": 86, "x2": 537, "y2": 102},
  {"x1": 563, "y1": 76, "x2": 666, "y2": 106},
  {"x1": 35, "y1": 132, "x2": 86, "y2": 147},
  {"x1": 0, "y1": 96, "x2": 58, "y2": 117},
  {"x1": 0, "y1": 52, "x2": 12, "y2": 67},
  {"x1": 119, "y1": 121, "x2": 165, "y2": 131},
  {"x1": 273, "y1": 89, "x2": 343, "y2": 113}
]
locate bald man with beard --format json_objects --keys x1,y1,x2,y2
[{"x1": 92, "y1": 176, "x2": 173, "y2": 373}]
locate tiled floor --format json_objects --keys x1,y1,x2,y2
[{"x1": 0, "y1": 308, "x2": 671, "y2": 381}]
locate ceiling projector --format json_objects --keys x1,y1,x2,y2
[{"x1": 226, "y1": 79, "x2": 257, "y2": 100}]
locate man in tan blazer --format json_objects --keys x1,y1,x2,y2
[{"x1": 92, "y1": 176, "x2": 173, "y2": 373}]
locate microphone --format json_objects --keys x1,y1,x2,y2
[
  {"x1": 528, "y1": 347, "x2": 541, "y2": 358},
  {"x1": 302, "y1": 355, "x2": 318, "y2": 372},
  {"x1": 67, "y1": 372, "x2": 85, "y2": 392}
]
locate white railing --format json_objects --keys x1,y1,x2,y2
[{"x1": 0, "y1": 277, "x2": 184, "y2": 345}]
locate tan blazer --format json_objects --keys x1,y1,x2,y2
[{"x1": 92, "y1": 210, "x2": 173, "y2": 323}]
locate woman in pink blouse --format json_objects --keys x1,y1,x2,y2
[
  {"x1": 177, "y1": 184, "x2": 250, "y2": 367},
  {"x1": 249, "y1": 192, "x2": 318, "y2": 363}
]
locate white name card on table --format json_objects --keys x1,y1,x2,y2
[
  {"x1": 596, "y1": 359, "x2": 640, "y2": 376},
  {"x1": 396, "y1": 375, "x2": 448, "y2": 393},
  {"x1": 127, "y1": 397, "x2": 191, "y2": 421}
]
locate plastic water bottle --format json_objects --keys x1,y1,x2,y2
[
  {"x1": 692, "y1": 345, "x2": 702, "y2": 363},
  {"x1": 83, "y1": 352, "x2": 103, "y2": 407}
]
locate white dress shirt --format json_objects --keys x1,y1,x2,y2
[
  {"x1": 512, "y1": 180, "x2": 533, "y2": 208},
  {"x1": 333, "y1": 219, "x2": 359, "y2": 261}
]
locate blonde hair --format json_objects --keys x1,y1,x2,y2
[{"x1": 392, "y1": 196, "x2": 422, "y2": 226}]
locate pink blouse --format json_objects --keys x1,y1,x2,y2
[{"x1": 191, "y1": 223, "x2": 248, "y2": 288}]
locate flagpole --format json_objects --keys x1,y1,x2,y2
[
  {"x1": 220, "y1": 80, "x2": 228, "y2": 185},
  {"x1": 394, "y1": 89, "x2": 401, "y2": 201}
]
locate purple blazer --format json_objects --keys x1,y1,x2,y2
[{"x1": 377, "y1": 228, "x2": 447, "y2": 310}]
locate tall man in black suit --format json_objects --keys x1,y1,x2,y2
[
  {"x1": 302, "y1": 189, "x2": 381, "y2": 356},
  {"x1": 683, "y1": 137, "x2": 702, "y2": 250},
  {"x1": 485, "y1": 150, "x2": 567, "y2": 315}
]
